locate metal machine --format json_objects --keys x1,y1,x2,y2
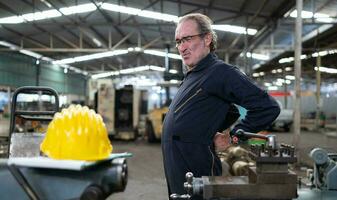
[
  {"x1": 170, "y1": 131, "x2": 298, "y2": 200},
  {"x1": 145, "y1": 106, "x2": 168, "y2": 142},
  {"x1": 295, "y1": 148, "x2": 337, "y2": 200},
  {"x1": 170, "y1": 131, "x2": 337, "y2": 200},
  {"x1": 0, "y1": 86, "x2": 131, "y2": 200},
  {"x1": 96, "y1": 84, "x2": 142, "y2": 140}
]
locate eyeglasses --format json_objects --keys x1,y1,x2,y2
[{"x1": 175, "y1": 33, "x2": 207, "y2": 48}]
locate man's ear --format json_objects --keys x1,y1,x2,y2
[{"x1": 204, "y1": 33, "x2": 212, "y2": 47}]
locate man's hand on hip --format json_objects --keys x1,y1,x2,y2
[{"x1": 214, "y1": 130, "x2": 231, "y2": 152}]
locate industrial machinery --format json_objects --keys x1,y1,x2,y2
[
  {"x1": 145, "y1": 106, "x2": 168, "y2": 142},
  {"x1": 170, "y1": 131, "x2": 298, "y2": 200},
  {"x1": 309, "y1": 148, "x2": 337, "y2": 190},
  {"x1": 96, "y1": 84, "x2": 142, "y2": 140},
  {"x1": 0, "y1": 86, "x2": 131, "y2": 200},
  {"x1": 295, "y1": 148, "x2": 337, "y2": 200}
]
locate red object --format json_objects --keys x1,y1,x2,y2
[
  {"x1": 232, "y1": 136, "x2": 239, "y2": 144},
  {"x1": 268, "y1": 91, "x2": 291, "y2": 97}
]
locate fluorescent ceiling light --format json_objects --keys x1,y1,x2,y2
[
  {"x1": 19, "y1": 49, "x2": 43, "y2": 59},
  {"x1": 285, "y1": 75, "x2": 295, "y2": 80},
  {"x1": 53, "y1": 48, "x2": 180, "y2": 65},
  {"x1": 0, "y1": 41, "x2": 19, "y2": 49},
  {"x1": 91, "y1": 65, "x2": 165, "y2": 79},
  {"x1": 59, "y1": 3, "x2": 97, "y2": 15},
  {"x1": 289, "y1": 10, "x2": 333, "y2": 23},
  {"x1": 22, "y1": 10, "x2": 61, "y2": 21},
  {"x1": 315, "y1": 66, "x2": 337, "y2": 74},
  {"x1": 279, "y1": 50, "x2": 337, "y2": 64},
  {"x1": 252, "y1": 73, "x2": 260, "y2": 77},
  {"x1": 0, "y1": 16, "x2": 25, "y2": 24},
  {"x1": 101, "y1": 3, "x2": 178, "y2": 23},
  {"x1": 0, "y1": 3, "x2": 96, "y2": 24},
  {"x1": 92, "y1": 38, "x2": 102, "y2": 47},
  {"x1": 279, "y1": 57, "x2": 294, "y2": 64},
  {"x1": 212, "y1": 25, "x2": 257, "y2": 35},
  {"x1": 144, "y1": 50, "x2": 181, "y2": 60},
  {"x1": 52, "y1": 50, "x2": 128, "y2": 64},
  {"x1": 149, "y1": 65, "x2": 165, "y2": 71},
  {"x1": 40, "y1": 0, "x2": 52, "y2": 8},
  {"x1": 244, "y1": 52, "x2": 269, "y2": 60},
  {"x1": 169, "y1": 69, "x2": 178, "y2": 74}
]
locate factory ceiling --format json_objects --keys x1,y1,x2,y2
[{"x1": 0, "y1": 0, "x2": 336, "y2": 84}]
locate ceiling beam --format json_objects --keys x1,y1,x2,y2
[{"x1": 165, "y1": 0, "x2": 269, "y2": 19}]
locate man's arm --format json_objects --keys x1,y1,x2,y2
[{"x1": 217, "y1": 65, "x2": 280, "y2": 133}]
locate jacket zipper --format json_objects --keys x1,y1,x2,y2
[
  {"x1": 174, "y1": 88, "x2": 202, "y2": 113},
  {"x1": 208, "y1": 146, "x2": 215, "y2": 176}
]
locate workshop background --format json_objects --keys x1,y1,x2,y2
[{"x1": 0, "y1": 0, "x2": 337, "y2": 199}]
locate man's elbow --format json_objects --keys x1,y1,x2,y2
[{"x1": 272, "y1": 103, "x2": 281, "y2": 120}]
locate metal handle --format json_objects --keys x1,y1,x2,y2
[{"x1": 9, "y1": 86, "x2": 59, "y2": 134}]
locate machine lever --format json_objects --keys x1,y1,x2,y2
[{"x1": 169, "y1": 194, "x2": 191, "y2": 199}]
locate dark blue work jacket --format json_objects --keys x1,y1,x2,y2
[{"x1": 162, "y1": 53, "x2": 280, "y2": 198}]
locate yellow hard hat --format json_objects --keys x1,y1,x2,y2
[{"x1": 40, "y1": 104, "x2": 112, "y2": 161}]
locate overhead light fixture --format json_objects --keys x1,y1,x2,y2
[
  {"x1": 19, "y1": 49, "x2": 43, "y2": 59},
  {"x1": 212, "y1": 25, "x2": 257, "y2": 35},
  {"x1": 0, "y1": 3, "x2": 96, "y2": 24},
  {"x1": 279, "y1": 57, "x2": 294, "y2": 64},
  {"x1": 169, "y1": 69, "x2": 178, "y2": 74},
  {"x1": 59, "y1": 3, "x2": 97, "y2": 15},
  {"x1": 40, "y1": 0, "x2": 52, "y2": 8},
  {"x1": 101, "y1": 3, "x2": 178, "y2": 23},
  {"x1": 144, "y1": 50, "x2": 181, "y2": 60},
  {"x1": 315, "y1": 66, "x2": 337, "y2": 74},
  {"x1": 92, "y1": 38, "x2": 102, "y2": 47},
  {"x1": 0, "y1": 41, "x2": 18, "y2": 50},
  {"x1": 289, "y1": 10, "x2": 333, "y2": 23},
  {"x1": 242, "y1": 52, "x2": 269, "y2": 60},
  {"x1": 252, "y1": 73, "x2": 260, "y2": 77},
  {"x1": 285, "y1": 75, "x2": 295, "y2": 80},
  {"x1": 52, "y1": 50, "x2": 128, "y2": 64},
  {"x1": 91, "y1": 65, "x2": 165, "y2": 79}
]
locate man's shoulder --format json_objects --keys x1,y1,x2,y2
[{"x1": 211, "y1": 60, "x2": 238, "y2": 73}]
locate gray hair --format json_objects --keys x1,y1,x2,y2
[{"x1": 178, "y1": 13, "x2": 218, "y2": 52}]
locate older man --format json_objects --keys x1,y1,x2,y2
[{"x1": 161, "y1": 13, "x2": 280, "y2": 199}]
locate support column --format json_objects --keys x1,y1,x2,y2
[
  {"x1": 293, "y1": 0, "x2": 303, "y2": 165},
  {"x1": 315, "y1": 55, "x2": 321, "y2": 129}
]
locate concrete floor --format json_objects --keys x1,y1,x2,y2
[{"x1": 108, "y1": 140, "x2": 168, "y2": 200}]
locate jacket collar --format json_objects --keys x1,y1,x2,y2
[{"x1": 186, "y1": 53, "x2": 217, "y2": 75}]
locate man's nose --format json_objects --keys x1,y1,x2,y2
[{"x1": 178, "y1": 42, "x2": 187, "y2": 53}]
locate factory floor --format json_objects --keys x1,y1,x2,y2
[{"x1": 1, "y1": 117, "x2": 337, "y2": 199}]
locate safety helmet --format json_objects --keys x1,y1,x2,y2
[{"x1": 40, "y1": 104, "x2": 112, "y2": 160}]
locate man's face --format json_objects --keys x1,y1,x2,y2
[{"x1": 175, "y1": 20, "x2": 211, "y2": 69}]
